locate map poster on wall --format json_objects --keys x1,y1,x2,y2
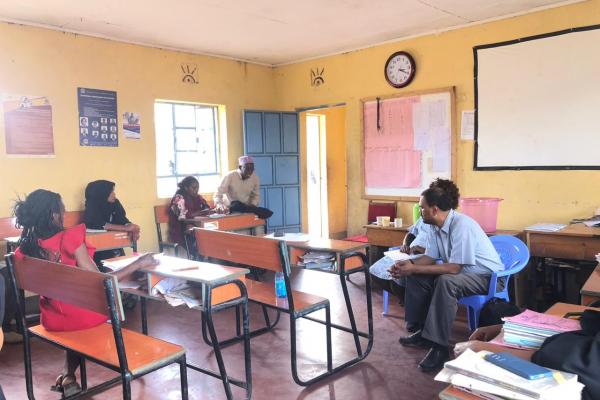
[
  {"x1": 362, "y1": 88, "x2": 455, "y2": 199},
  {"x1": 77, "y1": 87, "x2": 118, "y2": 147},
  {"x1": 2, "y1": 94, "x2": 55, "y2": 156}
]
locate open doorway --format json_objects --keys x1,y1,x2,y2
[
  {"x1": 299, "y1": 105, "x2": 347, "y2": 239},
  {"x1": 306, "y1": 114, "x2": 328, "y2": 237}
]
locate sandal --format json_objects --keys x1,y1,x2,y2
[
  {"x1": 50, "y1": 374, "x2": 82, "y2": 397},
  {"x1": 50, "y1": 374, "x2": 64, "y2": 393}
]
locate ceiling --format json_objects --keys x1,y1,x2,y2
[{"x1": 0, "y1": 0, "x2": 583, "y2": 66}]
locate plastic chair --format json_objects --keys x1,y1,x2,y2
[{"x1": 459, "y1": 235, "x2": 530, "y2": 331}]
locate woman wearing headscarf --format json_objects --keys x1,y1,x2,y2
[
  {"x1": 83, "y1": 180, "x2": 140, "y2": 264},
  {"x1": 168, "y1": 176, "x2": 212, "y2": 247}
]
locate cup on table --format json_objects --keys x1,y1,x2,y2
[
  {"x1": 380, "y1": 216, "x2": 391, "y2": 227},
  {"x1": 394, "y1": 218, "x2": 403, "y2": 228}
]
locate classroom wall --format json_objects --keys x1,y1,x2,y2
[
  {"x1": 0, "y1": 22, "x2": 277, "y2": 251},
  {"x1": 273, "y1": 0, "x2": 600, "y2": 235}
]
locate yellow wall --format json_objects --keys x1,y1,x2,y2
[
  {"x1": 0, "y1": 22, "x2": 277, "y2": 251},
  {"x1": 274, "y1": 0, "x2": 600, "y2": 235}
]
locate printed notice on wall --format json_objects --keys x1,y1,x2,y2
[
  {"x1": 2, "y1": 94, "x2": 55, "y2": 156},
  {"x1": 123, "y1": 112, "x2": 141, "y2": 139},
  {"x1": 461, "y1": 110, "x2": 475, "y2": 140},
  {"x1": 78, "y1": 87, "x2": 118, "y2": 147}
]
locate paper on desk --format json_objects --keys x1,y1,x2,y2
[
  {"x1": 583, "y1": 220, "x2": 600, "y2": 228},
  {"x1": 86, "y1": 228, "x2": 107, "y2": 233},
  {"x1": 524, "y1": 223, "x2": 566, "y2": 232},
  {"x1": 102, "y1": 253, "x2": 146, "y2": 272},
  {"x1": 503, "y1": 309, "x2": 581, "y2": 332},
  {"x1": 383, "y1": 249, "x2": 423, "y2": 262}
]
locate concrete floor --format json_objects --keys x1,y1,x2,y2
[{"x1": 0, "y1": 269, "x2": 470, "y2": 399}]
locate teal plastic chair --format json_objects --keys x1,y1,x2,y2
[{"x1": 459, "y1": 235, "x2": 530, "y2": 331}]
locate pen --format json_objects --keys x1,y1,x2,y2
[{"x1": 172, "y1": 266, "x2": 198, "y2": 272}]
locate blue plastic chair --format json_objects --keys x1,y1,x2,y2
[{"x1": 459, "y1": 235, "x2": 530, "y2": 331}]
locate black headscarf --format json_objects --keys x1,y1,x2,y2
[{"x1": 83, "y1": 180, "x2": 130, "y2": 230}]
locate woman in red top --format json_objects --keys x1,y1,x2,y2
[
  {"x1": 168, "y1": 176, "x2": 212, "y2": 247},
  {"x1": 14, "y1": 189, "x2": 157, "y2": 396}
]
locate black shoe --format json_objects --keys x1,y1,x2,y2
[
  {"x1": 418, "y1": 345, "x2": 449, "y2": 372},
  {"x1": 399, "y1": 330, "x2": 431, "y2": 348},
  {"x1": 406, "y1": 322, "x2": 421, "y2": 333}
]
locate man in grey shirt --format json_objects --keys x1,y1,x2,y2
[{"x1": 391, "y1": 179, "x2": 503, "y2": 371}]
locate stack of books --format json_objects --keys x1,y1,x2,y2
[
  {"x1": 491, "y1": 309, "x2": 581, "y2": 350},
  {"x1": 298, "y1": 251, "x2": 335, "y2": 270},
  {"x1": 436, "y1": 349, "x2": 584, "y2": 400}
]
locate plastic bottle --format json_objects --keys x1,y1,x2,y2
[
  {"x1": 275, "y1": 271, "x2": 287, "y2": 298},
  {"x1": 412, "y1": 203, "x2": 421, "y2": 224}
]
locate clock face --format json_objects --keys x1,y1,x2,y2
[{"x1": 385, "y1": 51, "x2": 416, "y2": 88}]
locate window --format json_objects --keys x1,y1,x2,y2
[{"x1": 154, "y1": 101, "x2": 223, "y2": 198}]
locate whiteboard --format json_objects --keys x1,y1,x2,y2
[
  {"x1": 475, "y1": 25, "x2": 600, "y2": 169},
  {"x1": 362, "y1": 88, "x2": 454, "y2": 199}
]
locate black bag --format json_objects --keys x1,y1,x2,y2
[
  {"x1": 478, "y1": 298, "x2": 520, "y2": 328},
  {"x1": 532, "y1": 310, "x2": 600, "y2": 400}
]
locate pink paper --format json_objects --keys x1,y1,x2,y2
[
  {"x1": 364, "y1": 99, "x2": 422, "y2": 188},
  {"x1": 504, "y1": 309, "x2": 581, "y2": 332}
]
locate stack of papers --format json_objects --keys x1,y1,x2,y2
[
  {"x1": 493, "y1": 310, "x2": 580, "y2": 350},
  {"x1": 436, "y1": 349, "x2": 584, "y2": 400},
  {"x1": 524, "y1": 223, "x2": 567, "y2": 232},
  {"x1": 298, "y1": 251, "x2": 335, "y2": 270}
]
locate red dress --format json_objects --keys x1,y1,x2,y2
[{"x1": 15, "y1": 224, "x2": 107, "y2": 331}]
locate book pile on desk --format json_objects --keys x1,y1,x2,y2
[
  {"x1": 298, "y1": 251, "x2": 335, "y2": 270},
  {"x1": 491, "y1": 309, "x2": 581, "y2": 350},
  {"x1": 436, "y1": 349, "x2": 584, "y2": 400}
]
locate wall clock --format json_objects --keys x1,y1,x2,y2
[{"x1": 384, "y1": 51, "x2": 416, "y2": 88}]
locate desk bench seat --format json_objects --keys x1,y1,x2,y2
[
  {"x1": 245, "y1": 279, "x2": 328, "y2": 313},
  {"x1": 30, "y1": 323, "x2": 185, "y2": 376}
]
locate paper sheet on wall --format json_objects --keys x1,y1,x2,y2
[{"x1": 461, "y1": 110, "x2": 475, "y2": 140}]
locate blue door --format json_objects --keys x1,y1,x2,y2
[{"x1": 243, "y1": 110, "x2": 301, "y2": 233}]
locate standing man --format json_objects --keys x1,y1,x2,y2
[
  {"x1": 391, "y1": 179, "x2": 503, "y2": 371},
  {"x1": 214, "y1": 155, "x2": 273, "y2": 220}
]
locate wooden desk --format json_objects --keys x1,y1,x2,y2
[
  {"x1": 122, "y1": 254, "x2": 251, "y2": 400},
  {"x1": 525, "y1": 224, "x2": 600, "y2": 261},
  {"x1": 186, "y1": 212, "x2": 265, "y2": 232},
  {"x1": 581, "y1": 264, "x2": 600, "y2": 306},
  {"x1": 365, "y1": 224, "x2": 522, "y2": 248},
  {"x1": 285, "y1": 238, "x2": 373, "y2": 367}
]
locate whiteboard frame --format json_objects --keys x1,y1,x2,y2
[
  {"x1": 360, "y1": 87, "x2": 456, "y2": 201},
  {"x1": 474, "y1": 24, "x2": 600, "y2": 170}
]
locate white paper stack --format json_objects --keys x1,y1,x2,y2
[
  {"x1": 524, "y1": 223, "x2": 566, "y2": 232},
  {"x1": 435, "y1": 350, "x2": 584, "y2": 400},
  {"x1": 298, "y1": 251, "x2": 335, "y2": 270}
]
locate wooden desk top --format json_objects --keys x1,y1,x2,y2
[
  {"x1": 581, "y1": 265, "x2": 600, "y2": 297},
  {"x1": 545, "y1": 302, "x2": 597, "y2": 316},
  {"x1": 363, "y1": 224, "x2": 411, "y2": 232},
  {"x1": 143, "y1": 254, "x2": 249, "y2": 286},
  {"x1": 286, "y1": 238, "x2": 368, "y2": 254},
  {"x1": 526, "y1": 223, "x2": 600, "y2": 238}
]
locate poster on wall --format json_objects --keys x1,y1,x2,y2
[
  {"x1": 2, "y1": 94, "x2": 55, "y2": 156},
  {"x1": 122, "y1": 112, "x2": 141, "y2": 139},
  {"x1": 77, "y1": 87, "x2": 118, "y2": 147}
]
